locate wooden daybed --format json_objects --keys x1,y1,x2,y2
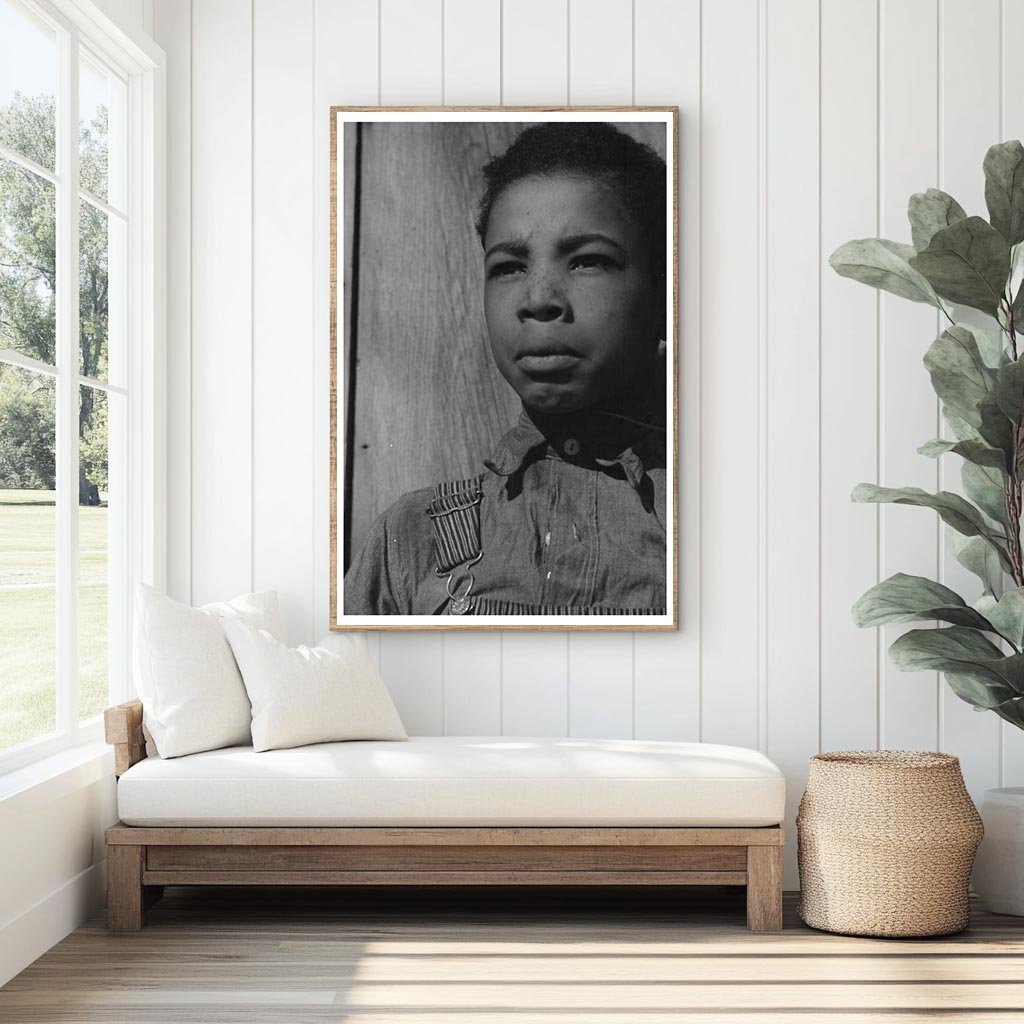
[{"x1": 104, "y1": 699, "x2": 785, "y2": 932}]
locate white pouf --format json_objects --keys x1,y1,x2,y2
[{"x1": 973, "y1": 788, "x2": 1024, "y2": 916}]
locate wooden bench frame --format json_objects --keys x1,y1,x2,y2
[{"x1": 104, "y1": 700, "x2": 784, "y2": 932}]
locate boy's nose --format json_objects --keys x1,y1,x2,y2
[{"x1": 518, "y1": 273, "x2": 568, "y2": 323}]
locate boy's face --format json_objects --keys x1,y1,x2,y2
[{"x1": 483, "y1": 173, "x2": 663, "y2": 416}]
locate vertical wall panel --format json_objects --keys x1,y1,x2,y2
[
  {"x1": 1002, "y1": 0, "x2": 1024, "y2": 786},
  {"x1": 497, "y1": 0, "x2": 571, "y2": 736},
  {"x1": 153, "y1": 0, "x2": 190, "y2": 604},
  {"x1": 502, "y1": 634, "x2": 569, "y2": 735},
  {"x1": 381, "y1": 0, "x2": 443, "y2": 105},
  {"x1": 563, "y1": 0, "x2": 636, "y2": 738},
  {"x1": 502, "y1": 0, "x2": 568, "y2": 104},
  {"x1": 379, "y1": 636, "x2": 444, "y2": 735},
  {"x1": 443, "y1": 0, "x2": 500, "y2": 105},
  {"x1": 569, "y1": 0, "x2": 632, "y2": 104},
  {"x1": 253, "y1": 0, "x2": 315, "y2": 646},
  {"x1": 444, "y1": 639, "x2": 502, "y2": 734},
  {"x1": 440, "y1": 1, "x2": 504, "y2": 734},
  {"x1": 375, "y1": 0, "x2": 445, "y2": 732},
  {"x1": 699, "y1": 0, "x2": 760, "y2": 749},
  {"x1": 190, "y1": 0, "x2": 253, "y2": 605},
  {"x1": 764, "y1": 0, "x2": 820, "y2": 886},
  {"x1": 878, "y1": 0, "x2": 941, "y2": 751},
  {"x1": 938, "y1": 0, "x2": 1002, "y2": 797},
  {"x1": 568, "y1": 634, "x2": 633, "y2": 739},
  {"x1": 632, "y1": 0, "x2": 701, "y2": 742},
  {"x1": 765, "y1": 0, "x2": 819, "y2": 888},
  {"x1": 313, "y1": 0, "x2": 379, "y2": 660},
  {"x1": 820, "y1": 0, "x2": 879, "y2": 753}
]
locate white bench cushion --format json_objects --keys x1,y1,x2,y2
[{"x1": 117, "y1": 736, "x2": 785, "y2": 827}]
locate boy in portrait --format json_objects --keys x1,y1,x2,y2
[{"x1": 344, "y1": 121, "x2": 669, "y2": 616}]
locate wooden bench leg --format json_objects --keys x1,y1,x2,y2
[
  {"x1": 107, "y1": 845, "x2": 145, "y2": 931},
  {"x1": 746, "y1": 845, "x2": 783, "y2": 931}
]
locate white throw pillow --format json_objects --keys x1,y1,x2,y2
[
  {"x1": 133, "y1": 584, "x2": 283, "y2": 758},
  {"x1": 222, "y1": 621, "x2": 407, "y2": 752}
]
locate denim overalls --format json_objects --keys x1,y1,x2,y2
[{"x1": 344, "y1": 402, "x2": 668, "y2": 616}]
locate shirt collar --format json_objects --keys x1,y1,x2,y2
[
  {"x1": 484, "y1": 412, "x2": 547, "y2": 476},
  {"x1": 484, "y1": 369, "x2": 667, "y2": 492}
]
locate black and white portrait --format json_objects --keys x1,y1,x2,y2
[{"x1": 330, "y1": 109, "x2": 678, "y2": 630}]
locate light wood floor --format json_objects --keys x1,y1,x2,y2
[{"x1": 2, "y1": 885, "x2": 1024, "y2": 1022}]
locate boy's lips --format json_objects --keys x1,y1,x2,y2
[
  {"x1": 516, "y1": 339, "x2": 582, "y2": 375},
  {"x1": 516, "y1": 349, "x2": 582, "y2": 376}
]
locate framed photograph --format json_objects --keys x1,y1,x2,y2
[{"x1": 330, "y1": 107, "x2": 678, "y2": 630}]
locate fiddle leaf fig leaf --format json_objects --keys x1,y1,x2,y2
[
  {"x1": 909, "y1": 217, "x2": 1011, "y2": 314},
  {"x1": 983, "y1": 687, "x2": 1024, "y2": 728},
  {"x1": 943, "y1": 671, "x2": 1023, "y2": 713},
  {"x1": 888, "y1": 627, "x2": 1024, "y2": 704},
  {"x1": 851, "y1": 484, "x2": 1011, "y2": 567},
  {"x1": 918, "y1": 437, "x2": 1008, "y2": 471},
  {"x1": 978, "y1": 392, "x2": 1016, "y2": 458},
  {"x1": 1012, "y1": 278, "x2": 1024, "y2": 325},
  {"x1": 1008, "y1": 241, "x2": 1024, "y2": 305},
  {"x1": 993, "y1": 357, "x2": 1024, "y2": 423},
  {"x1": 852, "y1": 573, "x2": 994, "y2": 630},
  {"x1": 1010, "y1": 242, "x2": 1024, "y2": 323},
  {"x1": 890, "y1": 624, "x2": 1004, "y2": 667},
  {"x1": 918, "y1": 438, "x2": 952, "y2": 459},
  {"x1": 984, "y1": 140, "x2": 1024, "y2": 246},
  {"x1": 962, "y1": 461, "x2": 1009, "y2": 528},
  {"x1": 830, "y1": 238, "x2": 943, "y2": 307},
  {"x1": 923, "y1": 325, "x2": 997, "y2": 427},
  {"x1": 909, "y1": 189, "x2": 968, "y2": 251},
  {"x1": 969, "y1": 322, "x2": 1012, "y2": 369},
  {"x1": 950, "y1": 532, "x2": 1004, "y2": 596},
  {"x1": 977, "y1": 589, "x2": 1024, "y2": 650},
  {"x1": 942, "y1": 406, "x2": 983, "y2": 442}
]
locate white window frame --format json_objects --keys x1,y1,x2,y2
[{"x1": 0, "y1": 0, "x2": 164, "y2": 776}]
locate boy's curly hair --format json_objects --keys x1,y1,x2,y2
[{"x1": 474, "y1": 122, "x2": 667, "y2": 288}]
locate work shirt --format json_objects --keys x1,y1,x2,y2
[{"x1": 343, "y1": 398, "x2": 668, "y2": 616}]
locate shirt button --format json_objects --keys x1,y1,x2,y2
[{"x1": 563, "y1": 437, "x2": 581, "y2": 457}]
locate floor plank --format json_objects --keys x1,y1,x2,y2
[{"x1": 2, "y1": 887, "x2": 1024, "y2": 1021}]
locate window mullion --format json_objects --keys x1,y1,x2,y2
[{"x1": 55, "y1": 23, "x2": 81, "y2": 735}]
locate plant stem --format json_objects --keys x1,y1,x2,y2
[{"x1": 1006, "y1": 306, "x2": 1024, "y2": 587}]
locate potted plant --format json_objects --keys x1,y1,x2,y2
[{"x1": 832, "y1": 140, "x2": 1024, "y2": 913}]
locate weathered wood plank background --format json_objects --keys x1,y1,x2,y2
[{"x1": 342, "y1": 119, "x2": 667, "y2": 564}]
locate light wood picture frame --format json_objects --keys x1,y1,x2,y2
[{"x1": 330, "y1": 107, "x2": 679, "y2": 631}]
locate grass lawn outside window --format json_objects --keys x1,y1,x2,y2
[{"x1": 0, "y1": 488, "x2": 108, "y2": 749}]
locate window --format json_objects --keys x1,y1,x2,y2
[{"x1": 0, "y1": 0, "x2": 161, "y2": 773}]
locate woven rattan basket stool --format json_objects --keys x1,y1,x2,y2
[{"x1": 796, "y1": 751, "x2": 983, "y2": 937}]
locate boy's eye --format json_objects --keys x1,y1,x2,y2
[
  {"x1": 570, "y1": 253, "x2": 616, "y2": 271},
  {"x1": 488, "y1": 261, "x2": 525, "y2": 279}
]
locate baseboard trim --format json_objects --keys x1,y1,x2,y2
[{"x1": 0, "y1": 858, "x2": 107, "y2": 987}]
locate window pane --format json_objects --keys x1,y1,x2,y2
[
  {"x1": 80, "y1": 202, "x2": 123, "y2": 383},
  {"x1": 79, "y1": 51, "x2": 125, "y2": 209},
  {"x1": 0, "y1": 158, "x2": 56, "y2": 364},
  {"x1": 79, "y1": 384, "x2": 109, "y2": 723},
  {"x1": 0, "y1": 0, "x2": 57, "y2": 173},
  {"x1": 0, "y1": 362, "x2": 56, "y2": 750}
]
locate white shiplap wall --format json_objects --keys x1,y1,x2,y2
[{"x1": 154, "y1": 0, "x2": 1024, "y2": 885}]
